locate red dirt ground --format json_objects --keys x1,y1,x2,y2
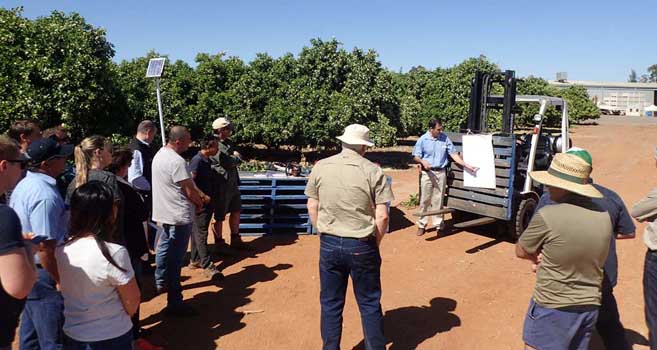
[
  {"x1": 14, "y1": 116, "x2": 657, "y2": 350},
  {"x1": 139, "y1": 116, "x2": 657, "y2": 350}
]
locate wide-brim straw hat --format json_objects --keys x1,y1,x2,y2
[
  {"x1": 530, "y1": 153, "x2": 603, "y2": 198},
  {"x1": 336, "y1": 124, "x2": 374, "y2": 147}
]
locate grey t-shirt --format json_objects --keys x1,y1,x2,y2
[{"x1": 152, "y1": 147, "x2": 193, "y2": 225}]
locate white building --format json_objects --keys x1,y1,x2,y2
[{"x1": 549, "y1": 78, "x2": 657, "y2": 116}]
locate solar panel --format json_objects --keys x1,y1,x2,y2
[{"x1": 145, "y1": 58, "x2": 166, "y2": 78}]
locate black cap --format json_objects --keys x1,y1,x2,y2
[{"x1": 27, "y1": 138, "x2": 74, "y2": 164}]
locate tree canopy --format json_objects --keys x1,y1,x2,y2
[{"x1": 1, "y1": 8, "x2": 600, "y2": 147}]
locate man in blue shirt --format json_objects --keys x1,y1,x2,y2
[
  {"x1": 10, "y1": 138, "x2": 72, "y2": 350},
  {"x1": 534, "y1": 147, "x2": 635, "y2": 350},
  {"x1": 412, "y1": 119, "x2": 477, "y2": 236}
]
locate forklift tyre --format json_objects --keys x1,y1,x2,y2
[{"x1": 508, "y1": 197, "x2": 537, "y2": 242}]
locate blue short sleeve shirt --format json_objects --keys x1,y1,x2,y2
[
  {"x1": 412, "y1": 131, "x2": 455, "y2": 169},
  {"x1": 9, "y1": 171, "x2": 68, "y2": 249}
]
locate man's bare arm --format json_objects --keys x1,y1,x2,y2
[
  {"x1": 449, "y1": 152, "x2": 478, "y2": 173},
  {"x1": 413, "y1": 156, "x2": 431, "y2": 171},
  {"x1": 179, "y1": 178, "x2": 204, "y2": 209},
  {"x1": 38, "y1": 240, "x2": 59, "y2": 283},
  {"x1": 374, "y1": 203, "x2": 389, "y2": 247},
  {"x1": 307, "y1": 198, "x2": 319, "y2": 229},
  {"x1": 0, "y1": 247, "x2": 37, "y2": 299},
  {"x1": 515, "y1": 243, "x2": 539, "y2": 263}
]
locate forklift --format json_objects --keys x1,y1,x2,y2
[{"x1": 415, "y1": 70, "x2": 571, "y2": 241}]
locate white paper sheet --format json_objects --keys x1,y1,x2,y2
[{"x1": 462, "y1": 134, "x2": 496, "y2": 189}]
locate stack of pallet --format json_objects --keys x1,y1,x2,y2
[{"x1": 238, "y1": 172, "x2": 314, "y2": 236}]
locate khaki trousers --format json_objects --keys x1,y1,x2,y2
[{"x1": 417, "y1": 169, "x2": 446, "y2": 229}]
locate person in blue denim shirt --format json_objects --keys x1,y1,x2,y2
[
  {"x1": 10, "y1": 137, "x2": 72, "y2": 350},
  {"x1": 412, "y1": 118, "x2": 477, "y2": 236},
  {"x1": 305, "y1": 124, "x2": 394, "y2": 350},
  {"x1": 535, "y1": 147, "x2": 635, "y2": 350}
]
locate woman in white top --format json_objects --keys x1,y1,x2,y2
[{"x1": 56, "y1": 181, "x2": 140, "y2": 350}]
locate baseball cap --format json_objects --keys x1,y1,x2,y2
[
  {"x1": 212, "y1": 117, "x2": 232, "y2": 130},
  {"x1": 27, "y1": 138, "x2": 74, "y2": 164}
]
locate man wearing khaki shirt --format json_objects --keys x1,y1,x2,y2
[{"x1": 305, "y1": 124, "x2": 394, "y2": 350}]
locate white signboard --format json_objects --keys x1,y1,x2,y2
[
  {"x1": 145, "y1": 58, "x2": 166, "y2": 78},
  {"x1": 462, "y1": 134, "x2": 496, "y2": 189}
]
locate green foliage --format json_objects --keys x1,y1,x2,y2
[
  {"x1": 628, "y1": 69, "x2": 637, "y2": 83},
  {"x1": 401, "y1": 192, "x2": 419, "y2": 208},
  {"x1": 0, "y1": 7, "x2": 125, "y2": 140},
  {"x1": 0, "y1": 9, "x2": 601, "y2": 147},
  {"x1": 516, "y1": 76, "x2": 599, "y2": 126},
  {"x1": 555, "y1": 85, "x2": 599, "y2": 123},
  {"x1": 392, "y1": 56, "x2": 500, "y2": 135},
  {"x1": 109, "y1": 133, "x2": 131, "y2": 147}
]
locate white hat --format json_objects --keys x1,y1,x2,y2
[
  {"x1": 336, "y1": 124, "x2": 375, "y2": 147},
  {"x1": 212, "y1": 117, "x2": 232, "y2": 130}
]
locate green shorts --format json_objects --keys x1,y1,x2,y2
[{"x1": 213, "y1": 190, "x2": 241, "y2": 221}]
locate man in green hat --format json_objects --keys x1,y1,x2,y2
[
  {"x1": 516, "y1": 151, "x2": 613, "y2": 350},
  {"x1": 533, "y1": 147, "x2": 635, "y2": 350}
]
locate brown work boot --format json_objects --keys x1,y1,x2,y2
[
  {"x1": 230, "y1": 236, "x2": 253, "y2": 251},
  {"x1": 416, "y1": 227, "x2": 425, "y2": 236},
  {"x1": 213, "y1": 242, "x2": 236, "y2": 257},
  {"x1": 187, "y1": 261, "x2": 202, "y2": 270}
]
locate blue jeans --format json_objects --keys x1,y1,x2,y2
[
  {"x1": 523, "y1": 299, "x2": 598, "y2": 350},
  {"x1": 319, "y1": 234, "x2": 385, "y2": 350},
  {"x1": 64, "y1": 330, "x2": 132, "y2": 350},
  {"x1": 155, "y1": 223, "x2": 192, "y2": 307},
  {"x1": 20, "y1": 268, "x2": 64, "y2": 350},
  {"x1": 644, "y1": 250, "x2": 657, "y2": 350}
]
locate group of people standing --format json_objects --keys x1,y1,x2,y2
[
  {"x1": 0, "y1": 117, "x2": 246, "y2": 350},
  {"x1": 3, "y1": 116, "x2": 657, "y2": 350},
  {"x1": 409, "y1": 118, "x2": 657, "y2": 350}
]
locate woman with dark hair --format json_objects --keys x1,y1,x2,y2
[
  {"x1": 107, "y1": 148, "x2": 162, "y2": 350},
  {"x1": 56, "y1": 181, "x2": 140, "y2": 350}
]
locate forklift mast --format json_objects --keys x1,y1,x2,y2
[{"x1": 467, "y1": 70, "x2": 517, "y2": 134}]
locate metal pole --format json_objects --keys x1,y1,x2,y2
[
  {"x1": 155, "y1": 78, "x2": 166, "y2": 145},
  {"x1": 523, "y1": 100, "x2": 548, "y2": 193}
]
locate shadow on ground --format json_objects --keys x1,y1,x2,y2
[
  {"x1": 388, "y1": 206, "x2": 415, "y2": 232},
  {"x1": 352, "y1": 297, "x2": 461, "y2": 350},
  {"x1": 215, "y1": 233, "x2": 298, "y2": 271},
  {"x1": 141, "y1": 263, "x2": 293, "y2": 349},
  {"x1": 139, "y1": 234, "x2": 298, "y2": 303},
  {"x1": 589, "y1": 328, "x2": 649, "y2": 349},
  {"x1": 423, "y1": 218, "x2": 514, "y2": 249}
]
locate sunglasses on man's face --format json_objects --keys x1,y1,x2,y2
[{"x1": 6, "y1": 159, "x2": 28, "y2": 170}]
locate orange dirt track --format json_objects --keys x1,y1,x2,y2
[{"x1": 21, "y1": 116, "x2": 656, "y2": 350}]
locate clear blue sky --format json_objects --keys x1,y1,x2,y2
[{"x1": 4, "y1": 0, "x2": 655, "y2": 82}]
